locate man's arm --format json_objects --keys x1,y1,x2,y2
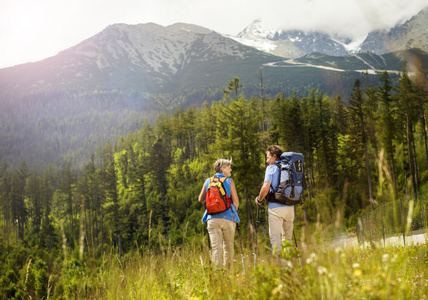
[{"x1": 255, "y1": 181, "x2": 271, "y2": 205}]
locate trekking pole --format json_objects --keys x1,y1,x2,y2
[
  {"x1": 256, "y1": 205, "x2": 260, "y2": 230},
  {"x1": 237, "y1": 224, "x2": 245, "y2": 274},
  {"x1": 206, "y1": 224, "x2": 211, "y2": 260},
  {"x1": 293, "y1": 230, "x2": 302, "y2": 267},
  {"x1": 254, "y1": 204, "x2": 261, "y2": 270}
]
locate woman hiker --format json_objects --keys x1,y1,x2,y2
[{"x1": 198, "y1": 159, "x2": 240, "y2": 268}]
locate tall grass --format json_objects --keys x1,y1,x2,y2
[{"x1": 67, "y1": 231, "x2": 427, "y2": 299}]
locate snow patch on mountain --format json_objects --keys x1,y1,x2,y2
[
  {"x1": 226, "y1": 34, "x2": 277, "y2": 53},
  {"x1": 333, "y1": 35, "x2": 367, "y2": 53}
]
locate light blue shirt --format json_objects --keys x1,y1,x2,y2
[
  {"x1": 201, "y1": 172, "x2": 240, "y2": 223},
  {"x1": 264, "y1": 161, "x2": 293, "y2": 209}
]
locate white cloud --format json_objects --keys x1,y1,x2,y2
[{"x1": 258, "y1": 0, "x2": 427, "y2": 38}]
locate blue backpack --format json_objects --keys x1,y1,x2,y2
[{"x1": 269, "y1": 152, "x2": 305, "y2": 205}]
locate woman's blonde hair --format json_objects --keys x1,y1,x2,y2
[{"x1": 214, "y1": 159, "x2": 232, "y2": 173}]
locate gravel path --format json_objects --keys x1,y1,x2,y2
[{"x1": 330, "y1": 229, "x2": 427, "y2": 249}]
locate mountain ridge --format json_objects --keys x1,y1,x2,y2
[
  {"x1": 231, "y1": 6, "x2": 428, "y2": 58},
  {"x1": 0, "y1": 22, "x2": 278, "y2": 98}
]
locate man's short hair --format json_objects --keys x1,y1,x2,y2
[{"x1": 267, "y1": 145, "x2": 283, "y2": 160}]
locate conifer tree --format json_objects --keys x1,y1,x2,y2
[
  {"x1": 83, "y1": 155, "x2": 98, "y2": 252},
  {"x1": 135, "y1": 120, "x2": 155, "y2": 226},
  {"x1": 39, "y1": 164, "x2": 56, "y2": 250},
  {"x1": 348, "y1": 78, "x2": 375, "y2": 210},
  {"x1": 216, "y1": 84, "x2": 262, "y2": 244},
  {"x1": 395, "y1": 68, "x2": 418, "y2": 200},
  {"x1": 271, "y1": 92, "x2": 304, "y2": 151},
  {"x1": 412, "y1": 60, "x2": 428, "y2": 171},
  {"x1": 223, "y1": 77, "x2": 242, "y2": 100},
  {"x1": 300, "y1": 91, "x2": 318, "y2": 199},
  {"x1": 149, "y1": 137, "x2": 172, "y2": 240},
  {"x1": 59, "y1": 162, "x2": 77, "y2": 249},
  {"x1": 195, "y1": 101, "x2": 217, "y2": 154},
  {"x1": 314, "y1": 91, "x2": 339, "y2": 190},
  {"x1": 27, "y1": 172, "x2": 42, "y2": 236},
  {"x1": 377, "y1": 71, "x2": 398, "y2": 197},
  {"x1": 0, "y1": 152, "x2": 11, "y2": 252},
  {"x1": 99, "y1": 141, "x2": 121, "y2": 258}
]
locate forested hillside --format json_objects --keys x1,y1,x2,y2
[{"x1": 1, "y1": 65, "x2": 428, "y2": 298}]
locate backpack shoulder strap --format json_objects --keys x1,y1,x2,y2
[
  {"x1": 219, "y1": 176, "x2": 227, "y2": 183},
  {"x1": 268, "y1": 163, "x2": 281, "y2": 193}
]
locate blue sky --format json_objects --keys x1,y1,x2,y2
[{"x1": 0, "y1": 0, "x2": 426, "y2": 68}]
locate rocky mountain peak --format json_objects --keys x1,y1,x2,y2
[
  {"x1": 237, "y1": 18, "x2": 277, "y2": 40},
  {"x1": 231, "y1": 6, "x2": 428, "y2": 58}
]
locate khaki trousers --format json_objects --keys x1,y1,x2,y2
[
  {"x1": 207, "y1": 218, "x2": 236, "y2": 268},
  {"x1": 268, "y1": 205, "x2": 295, "y2": 252}
]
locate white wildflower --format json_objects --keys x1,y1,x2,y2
[
  {"x1": 382, "y1": 253, "x2": 390, "y2": 263},
  {"x1": 317, "y1": 266, "x2": 328, "y2": 275}
]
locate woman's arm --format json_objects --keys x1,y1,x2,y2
[
  {"x1": 230, "y1": 179, "x2": 239, "y2": 210},
  {"x1": 198, "y1": 184, "x2": 206, "y2": 203}
]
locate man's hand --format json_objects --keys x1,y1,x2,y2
[{"x1": 255, "y1": 196, "x2": 262, "y2": 205}]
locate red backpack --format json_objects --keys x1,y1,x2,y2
[{"x1": 206, "y1": 176, "x2": 232, "y2": 215}]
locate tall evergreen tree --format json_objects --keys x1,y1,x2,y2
[
  {"x1": 300, "y1": 91, "x2": 318, "y2": 200},
  {"x1": 348, "y1": 78, "x2": 375, "y2": 210},
  {"x1": 11, "y1": 161, "x2": 30, "y2": 239},
  {"x1": 216, "y1": 86, "x2": 262, "y2": 245},
  {"x1": 0, "y1": 152, "x2": 11, "y2": 252},
  {"x1": 377, "y1": 71, "x2": 398, "y2": 197},
  {"x1": 27, "y1": 172, "x2": 42, "y2": 236},
  {"x1": 395, "y1": 68, "x2": 418, "y2": 200},
  {"x1": 39, "y1": 164, "x2": 57, "y2": 250},
  {"x1": 59, "y1": 162, "x2": 77, "y2": 249},
  {"x1": 149, "y1": 137, "x2": 172, "y2": 240}
]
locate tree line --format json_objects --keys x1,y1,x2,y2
[{"x1": 0, "y1": 66, "x2": 427, "y2": 299}]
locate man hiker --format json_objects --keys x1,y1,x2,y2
[{"x1": 255, "y1": 145, "x2": 294, "y2": 253}]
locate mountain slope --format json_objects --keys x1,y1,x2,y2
[{"x1": 0, "y1": 23, "x2": 278, "y2": 97}]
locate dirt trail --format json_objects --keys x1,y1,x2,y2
[{"x1": 263, "y1": 59, "x2": 402, "y2": 75}]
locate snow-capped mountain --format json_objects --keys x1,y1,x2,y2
[
  {"x1": 230, "y1": 18, "x2": 359, "y2": 58},
  {"x1": 230, "y1": 6, "x2": 428, "y2": 58},
  {"x1": 228, "y1": 19, "x2": 303, "y2": 58},
  {"x1": 361, "y1": 6, "x2": 428, "y2": 54}
]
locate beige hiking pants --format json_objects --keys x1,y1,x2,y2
[
  {"x1": 207, "y1": 218, "x2": 236, "y2": 268},
  {"x1": 268, "y1": 205, "x2": 295, "y2": 252}
]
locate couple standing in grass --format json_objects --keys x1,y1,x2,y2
[{"x1": 198, "y1": 145, "x2": 295, "y2": 268}]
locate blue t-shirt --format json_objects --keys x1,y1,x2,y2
[
  {"x1": 201, "y1": 172, "x2": 240, "y2": 223},
  {"x1": 264, "y1": 161, "x2": 293, "y2": 209}
]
